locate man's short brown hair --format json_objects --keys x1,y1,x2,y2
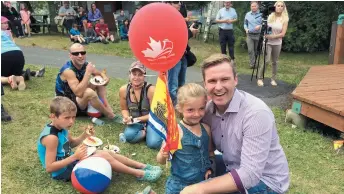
[
  {"x1": 201, "y1": 53, "x2": 236, "y2": 80},
  {"x1": 50, "y1": 96, "x2": 77, "y2": 117}
]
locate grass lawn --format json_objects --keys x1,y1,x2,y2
[
  {"x1": 1, "y1": 65, "x2": 165, "y2": 194},
  {"x1": 2, "y1": 35, "x2": 343, "y2": 193}
]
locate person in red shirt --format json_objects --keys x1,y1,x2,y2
[{"x1": 95, "y1": 18, "x2": 115, "y2": 44}]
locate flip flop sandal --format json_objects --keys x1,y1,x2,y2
[{"x1": 8, "y1": 75, "x2": 18, "y2": 90}]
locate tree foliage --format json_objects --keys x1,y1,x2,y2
[
  {"x1": 283, "y1": 1, "x2": 344, "y2": 52},
  {"x1": 224, "y1": 1, "x2": 344, "y2": 52},
  {"x1": 25, "y1": 1, "x2": 344, "y2": 52},
  {"x1": 184, "y1": 1, "x2": 210, "y2": 10},
  {"x1": 20, "y1": 1, "x2": 48, "y2": 14}
]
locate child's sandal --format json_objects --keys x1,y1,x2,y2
[
  {"x1": 143, "y1": 164, "x2": 162, "y2": 171},
  {"x1": 137, "y1": 169, "x2": 162, "y2": 182}
]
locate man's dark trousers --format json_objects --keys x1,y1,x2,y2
[{"x1": 219, "y1": 28, "x2": 235, "y2": 60}]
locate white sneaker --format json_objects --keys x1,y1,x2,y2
[
  {"x1": 271, "y1": 80, "x2": 277, "y2": 86},
  {"x1": 257, "y1": 79, "x2": 264, "y2": 87}
]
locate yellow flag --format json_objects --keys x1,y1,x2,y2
[{"x1": 148, "y1": 72, "x2": 182, "y2": 154}]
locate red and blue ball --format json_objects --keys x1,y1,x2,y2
[{"x1": 71, "y1": 157, "x2": 112, "y2": 194}]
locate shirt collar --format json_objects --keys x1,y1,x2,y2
[
  {"x1": 48, "y1": 124, "x2": 64, "y2": 133},
  {"x1": 211, "y1": 88, "x2": 241, "y2": 115}
]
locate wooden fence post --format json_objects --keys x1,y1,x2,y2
[{"x1": 333, "y1": 14, "x2": 344, "y2": 64}]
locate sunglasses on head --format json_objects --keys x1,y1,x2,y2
[{"x1": 71, "y1": 51, "x2": 86, "y2": 56}]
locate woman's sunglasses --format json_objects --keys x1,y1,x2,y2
[{"x1": 71, "y1": 51, "x2": 86, "y2": 56}]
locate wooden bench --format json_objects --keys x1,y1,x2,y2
[{"x1": 31, "y1": 15, "x2": 50, "y2": 34}]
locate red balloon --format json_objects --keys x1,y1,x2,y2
[{"x1": 129, "y1": 3, "x2": 188, "y2": 72}]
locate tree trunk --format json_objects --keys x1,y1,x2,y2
[
  {"x1": 48, "y1": 1, "x2": 58, "y2": 32},
  {"x1": 203, "y1": 1, "x2": 215, "y2": 43}
]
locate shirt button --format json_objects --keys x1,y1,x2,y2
[
  {"x1": 226, "y1": 164, "x2": 228, "y2": 167},
  {"x1": 222, "y1": 135, "x2": 224, "y2": 137},
  {"x1": 222, "y1": 118, "x2": 224, "y2": 121}
]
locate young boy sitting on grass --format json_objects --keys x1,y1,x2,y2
[
  {"x1": 69, "y1": 23, "x2": 86, "y2": 44},
  {"x1": 37, "y1": 96, "x2": 162, "y2": 182}
]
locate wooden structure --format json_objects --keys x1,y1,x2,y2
[
  {"x1": 291, "y1": 65, "x2": 344, "y2": 132},
  {"x1": 290, "y1": 15, "x2": 344, "y2": 132},
  {"x1": 93, "y1": 1, "x2": 136, "y2": 31},
  {"x1": 329, "y1": 14, "x2": 344, "y2": 64},
  {"x1": 334, "y1": 20, "x2": 344, "y2": 64},
  {"x1": 94, "y1": 1, "x2": 121, "y2": 31}
]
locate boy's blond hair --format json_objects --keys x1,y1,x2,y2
[
  {"x1": 176, "y1": 83, "x2": 207, "y2": 110},
  {"x1": 50, "y1": 96, "x2": 77, "y2": 117}
]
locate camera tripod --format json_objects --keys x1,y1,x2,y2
[{"x1": 250, "y1": 18, "x2": 269, "y2": 82}]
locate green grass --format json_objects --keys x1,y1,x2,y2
[
  {"x1": 1, "y1": 65, "x2": 166, "y2": 194},
  {"x1": 16, "y1": 34, "x2": 328, "y2": 85},
  {"x1": 2, "y1": 65, "x2": 344, "y2": 194},
  {"x1": 273, "y1": 108, "x2": 344, "y2": 194},
  {"x1": 4, "y1": 35, "x2": 343, "y2": 193},
  {"x1": 15, "y1": 33, "x2": 133, "y2": 58}
]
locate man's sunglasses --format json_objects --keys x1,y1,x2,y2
[{"x1": 71, "y1": 51, "x2": 86, "y2": 56}]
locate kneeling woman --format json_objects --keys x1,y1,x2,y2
[{"x1": 119, "y1": 61, "x2": 163, "y2": 149}]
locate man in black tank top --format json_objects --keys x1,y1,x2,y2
[{"x1": 55, "y1": 43, "x2": 115, "y2": 118}]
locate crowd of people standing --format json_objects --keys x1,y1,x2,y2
[{"x1": 216, "y1": 1, "x2": 289, "y2": 87}]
